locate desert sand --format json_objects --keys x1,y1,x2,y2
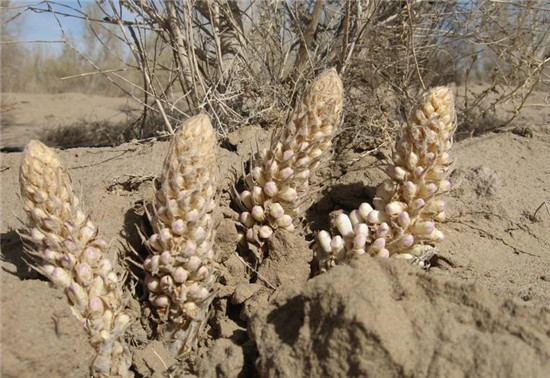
[{"x1": 1, "y1": 91, "x2": 550, "y2": 377}]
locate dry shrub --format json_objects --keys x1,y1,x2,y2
[{"x1": 9, "y1": 0, "x2": 550, "y2": 148}]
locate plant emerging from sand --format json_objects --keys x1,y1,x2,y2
[
  {"x1": 317, "y1": 86, "x2": 456, "y2": 271},
  {"x1": 17, "y1": 76, "x2": 457, "y2": 375},
  {"x1": 234, "y1": 68, "x2": 343, "y2": 262},
  {"x1": 19, "y1": 140, "x2": 132, "y2": 377},
  {"x1": 142, "y1": 114, "x2": 218, "y2": 355}
]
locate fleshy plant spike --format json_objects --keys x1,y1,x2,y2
[
  {"x1": 236, "y1": 68, "x2": 344, "y2": 261},
  {"x1": 317, "y1": 86, "x2": 456, "y2": 271},
  {"x1": 144, "y1": 113, "x2": 218, "y2": 355},
  {"x1": 19, "y1": 140, "x2": 132, "y2": 377}
]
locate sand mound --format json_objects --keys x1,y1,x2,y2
[{"x1": 251, "y1": 258, "x2": 550, "y2": 377}]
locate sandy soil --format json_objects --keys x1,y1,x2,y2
[
  {"x1": 1, "y1": 91, "x2": 550, "y2": 377},
  {"x1": 1, "y1": 93, "x2": 133, "y2": 148}
]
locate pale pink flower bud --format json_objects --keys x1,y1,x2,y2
[
  {"x1": 335, "y1": 214, "x2": 353, "y2": 239},
  {"x1": 89, "y1": 296, "x2": 104, "y2": 313},
  {"x1": 425, "y1": 152, "x2": 436, "y2": 163},
  {"x1": 399, "y1": 211, "x2": 411, "y2": 228},
  {"x1": 240, "y1": 190, "x2": 253, "y2": 209},
  {"x1": 330, "y1": 235, "x2": 344, "y2": 254},
  {"x1": 150, "y1": 255, "x2": 160, "y2": 272},
  {"x1": 31, "y1": 207, "x2": 47, "y2": 221},
  {"x1": 414, "y1": 166, "x2": 424, "y2": 177},
  {"x1": 246, "y1": 228, "x2": 256, "y2": 242},
  {"x1": 428, "y1": 229, "x2": 445, "y2": 242},
  {"x1": 317, "y1": 230, "x2": 332, "y2": 253},
  {"x1": 385, "y1": 202, "x2": 406, "y2": 216},
  {"x1": 424, "y1": 183, "x2": 438, "y2": 196},
  {"x1": 68, "y1": 282, "x2": 88, "y2": 308},
  {"x1": 186, "y1": 209, "x2": 200, "y2": 222},
  {"x1": 183, "y1": 240, "x2": 197, "y2": 257},
  {"x1": 183, "y1": 301, "x2": 197, "y2": 314},
  {"x1": 279, "y1": 187, "x2": 298, "y2": 202},
  {"x1": 264, "y1": 181, "x2": 278, "y2": 197},
  {"x1": 269, "y1": 203, "x2": 285, "y2": 219},
  {"x1": 143, "y1": 257, "x2": 153, "y2": 271},
  {"x1": 186, "y1": 256, "x2": 202, "y2": 271},
  {"x1": 252, "y1": 186, "x2": 264, "y2": 204},
  {"x1": 172, "y1": 267, "x2": 189, "y2": 283},
  {"x1": 399, "y1": 234, "x2": 414, "y2": 248},
  {"x1": 371, "y1": 238, "x2": 386, "y2": 252},
  {"x1": 439, "y1": 180, "x2": 451, "y2": 193},
  {"x1": 88, "y1": 276, "x2": 104, "y2": 298},
  {"x1": 413, "y1": 198, "x2": 426, "y2": 209},
  {"x1": 349, "y1": 210, "x2": 361, "y2": 227},
  {"x1": 258, "y1": 225, "x2": 273, "y2": 239},
  {"x1": 412, "y1": 221, "x2": 435, "y2": 235},
  {"x1": 438, "y1": 152, "x2": 452, "y2": 165},
  {"x1": 279, "y1": 167, "x2": 294, "y2": 180},
  {"x1": 146, "y1": 276, "x2": 161, "y2": 292},
  {"x1": 74, "y1": 210, "x2": 86, "y2": 225},
  {"x1": 251, "y1": 167, "x2": 264, "y2": 184},
  {"x1": 404, "y1": 181, "x2": 417, "y2": 198},
  {"x1": 153, "y1": 294, "x2": 170, "y2": 307},
  {"x1": 60, "y1": 253, "x2": 76, "y2": 270},
  {"x1": 251, "y1": 206, "x2": 266, "y2": 222},
  {"x1": 191, "y1": 226, "x2": 206, "y2": 243},
  {"x1": 377, "y1": 248, "x2": 390, "y2": 258},
  {"x1": 51, "y1": 267, "x2": 71, "y2": 288},
  {"x1": 159, "y1": 228, "x2": 172, "y2": 244},
  {"x1": 268, "y1": 159, "x2": 279, "y2": 176},
  {"x1": 239, "y1": 212, "x2": 255, "y2": 228},
  {"x1": 358, "y1": 203, "x2": 374, "y2": 221},
  {"x1": 172, "y1": 219, "x2": 185, "y2": 235},
  {"x1": 407, "y1": 151, "x2": 419, "y2": 168},
  {"x1": 276, "y1": 215, "x2": 293, "y2": 228},
  {"x1": 195, "y1": 266, "x2": 209, "y2": 280},
  {"x1": 431, "y1": 200, "x2": 447, "y2": 212},
  {"x1": 31, "y1": 228, "x2": 46, "y2": 242},
  {"x1": 41, "y1": 263, "x2": 55, "y2": 276},
  {"x1": 160, "y1": 251, "x2": 172, "y2": 265},
  {"x1": 367, "y1": 210, "x2": 389, "y2": 224},
  {"x1": 377, "y1": 222, "x2": 390, "y2": 238},
  {"x1": 76, "y1": 262, "x2": 93, "y2": 285},
  {"x1": 147, "y1": 234, "x2": 162, "y2": 251},
  {"x1": 354, "y1": 223, "x2": 369, "y2": 237},
  {"x1": 354, "y1": 234, "x2": 367, "y2": 249},
  {"x1": 390, "y1": 166, "x2": 407, "y2": 181}
]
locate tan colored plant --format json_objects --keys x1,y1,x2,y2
[
  {"x1": 317, "y1": 86, "x2": 456, "y2": 271},
  {"x1": 143, "y1": 113, "x2": 218, "y2": 355},
  {"x1": 235, "y1": 68, "x2": 343, "y2": 261},
  {"x1": 19, "y1": 140, "x2": 132, "y2": 377}
]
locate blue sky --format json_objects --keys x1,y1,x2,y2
[
  {"x1": 20, "y1": 1, "x2": 85, "y2": 41},
  {"x1": 12, "y1": 0, "x2": 119, "y2": 53}
]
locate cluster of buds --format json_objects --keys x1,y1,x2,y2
[
  {"x1": 19, "y1": 140, "x2": 132, "y2": 377},
  {"x1": 317, "y1": 86, "x2": 456, "y2": 271},
  {"x1": 236, "y1": 68, "x2": 344, "y2": 260},
  {"x1": 144, "y1": 114, "x2": 218, "y2": 355}
]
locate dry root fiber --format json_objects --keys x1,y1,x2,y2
[
  {"x1": 144, "y1": 113, "x2": 218, "y2": 355},
  {"x1": 317, "y1": 86, "x2": 456, "y2": 271},
  {"x1": 19, "y1": 140, "x2": 132, "y2": 377},
  {"x1": 236, "y1": 68, "x2": 344, "y2": 261}
]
